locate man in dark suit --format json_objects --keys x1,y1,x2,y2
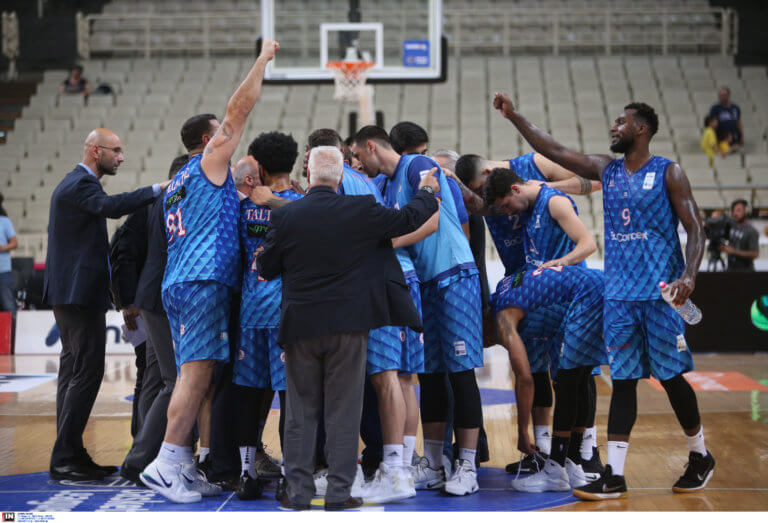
[
  {"x1": 257, "y1": 146, "x2": 440, "y2": 511},
  {"x1": 44, "y1": 128, "x2": 169, "y2": 481}
]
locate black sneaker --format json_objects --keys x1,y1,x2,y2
[
  {"x1": 581, "y1": 446, "x2": 605, "y2": 481},
  {"x1": 572, "y1": 464, "x2": 627, "y2": 500},
  {"x1": 236, "y1": 471, "x2": 265, "y2": 500},
  {"x1": 197, "y1": 455, "x2": 212, "y2": 481},
  {"x1": 672, "y1": 451, "x2": 715, "y2": 493},
  {"x1": 505, "y1": 453, "x2": 547, "y2": 475},
  {"x1": 275, "y1": 476, "x2": 288, "y2": 502}
]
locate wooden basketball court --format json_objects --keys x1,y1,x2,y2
[{"x1": 1, "y1": 349, "x2": 766, "y2": 511}]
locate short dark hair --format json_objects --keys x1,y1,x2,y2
[
  {"x1": 455, "y1": 154, "x2": 484, "y2": 186},
  {"x1": 483, "y1": 167, "x2": 525, "y2": 206},
  {"x1": 389, "y1": 121, "x2": 429, "y2": 154},
  {"x1": 307, "y1": 128, "x2": 343, "y2": 149},
  {"x1": 352, "y1": 125, "x2": 392, "y2": 148},
  {"x1": 624, "y1": 103, "x2": 658, "y2": 137},
  {"x1": 731, "y1": 198, "x2": 748, "y2": 212},
  {"x1": 248, "y1": 131, "x2": 299, "y2": 175},
  {"x1": 720, "y1": 86, "x2": 730, "y2": 94},
  {"x1": 168, "y1": 154, "x2": 189, "y2": 179},
  {"x1": 180, "y1": 113, "x2": 217, "y2": 151},
  {"x1": 704, "y1": 115, "x2": 715, "y2": 127}
]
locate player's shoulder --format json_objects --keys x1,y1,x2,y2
[{"x1": 407, "y1": 154, "x2": 440, "y2": 173}]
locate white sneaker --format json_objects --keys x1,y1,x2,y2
[
  {"x1": 413, "y1": 456, "x2": 446, "y2": 490},
  {"x1": 360, "y1": 462, "x2": 413, "y2": 504},
  {"x1": 442, "y1": 459, "x2": 479, "y2": 496},
  {"x1": 180, "y1": 462, "x2": 223, "y2": 496},
  {"x1": 140, "y1": 459, "x2": 202, "y2": 503},
  {"x1": 397, "y1": 465, "x2": 417, "y2": 498},
  {"x1": 315, "y1": 464, "x2": 365, "y2": 498},
  {"x1": 565, "y1": 458, "x2": 588, "y2": 488},
  {"x1": 510, "y1": 459, "x2": 570, "y2": 493}
]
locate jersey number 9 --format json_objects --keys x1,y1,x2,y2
[{"x1": 621, "y1": 207, "x2": 631, "y2": 226}]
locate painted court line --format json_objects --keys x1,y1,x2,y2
[{"x1": 216, "y1": 492, "x2": 235, "y2": 512}]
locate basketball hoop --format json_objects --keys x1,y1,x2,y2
[{"x1": 326, "y1": 61, "x2": 375, "y2": 102}]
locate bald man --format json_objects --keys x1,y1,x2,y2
[{"x1": 44, "y1": 128, "x2": 170, "y2": 481}]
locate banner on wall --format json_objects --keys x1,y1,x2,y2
[{"x1": 15, "y1": 311, "x2": 136, "y2": 355}]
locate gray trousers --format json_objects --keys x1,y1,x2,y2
[
  {"x1": 122, "y1": 309, "x2": 176, "y2": 471},
  {"x1": 284, "y1": 331, "x2": 367, "y2": 505}
]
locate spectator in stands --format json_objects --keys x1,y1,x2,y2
[
  {"x1": 701, "y1": 115, "x2": 732, "y2": 166},
  {"x1": 721, "y1": 199, "x2": 759, "y2": 272},
  {"x1": 0, "y1": 194, "x2": 18, "y2": 317},
  {"x1": 59, "y1": 65, "x2": 91, "y2": 97},
  {"x1": 708, "y1": 87, "x2": 743, "y2": 149}
]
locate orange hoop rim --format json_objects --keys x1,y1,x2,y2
[{"x1": 326, "y1": 61, "x2": 375, "y2": 73}]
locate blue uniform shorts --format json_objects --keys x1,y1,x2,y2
[{"x1": 233, "y1": 327, "x2": 285, "y2": 391}]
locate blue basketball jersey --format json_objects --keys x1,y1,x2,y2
[
  {"x1": 384, "y1": 154, "x2": 476, "y2": 283},
  {"x1": 602, "y1": 156, "x2": 684, "y2": 301},
  {"x1": 485, "y1": 153, "x2": 548, "y2": 275},
  {"x1": 521, "y1": 185, "x2": 586, "y2": 270},
  {"x1": 162, "y1": 154, "x2": 241, "y2": 291},
  {"x1": 342, "y1": 164, "x2": 417, "y2": 277},
  {"x1": 239, "y1": 189, "x2": 303, "y2": 328}
]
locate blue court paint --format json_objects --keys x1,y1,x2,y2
[{"x1": 0, "y1": 468, "x2": 574, "y2": 512}]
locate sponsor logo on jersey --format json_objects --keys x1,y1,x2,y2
[
  {"x1": 609, "y1": 231, "x2": 649, "y2": 242},
  {"x1": 238, "y1": 349, "x2": 245, "y2": 361},
  {"x1": 247, "y1": 223, "x2": 269, "y2": 238},
  {"x1": 165, "y1": 185, "x2": 186, "y2": 210},
  {"x1": 454, "y1": 340, "x2": 467, "y2": 357},
  {"x1": 219, "y1": 331, "x2": 228, "y2": 341},
  {"x1": 180, "y1": 324, "x2": 185, "y2": 336},
  {"x1": 676, "y1": 334, "x2": 687, "y2": 352},
  {"x1": 642, "y1": 172, "x2": 656, "y2": 190},
  {"x1": 510, "y1": 271, "x2": 525, "y2": 288}
]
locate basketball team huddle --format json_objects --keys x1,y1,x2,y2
[{"x1": 139, "y1": 40, "x2": 716, "y2": 506}]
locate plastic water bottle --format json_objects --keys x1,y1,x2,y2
[{"x1": 659, "y1": 281, "x2": 702, "y2": 325}]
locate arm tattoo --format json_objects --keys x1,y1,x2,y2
[
  {"x1": 577, "y1": 176, "x2": 592, "y2": 195},
  {"x1": 204, "y1": 121, "x2": 235, "y2": 157},
  {"x1": 453, "y1": 176, "x2": 489, "y2": 215}
]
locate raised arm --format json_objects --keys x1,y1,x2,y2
[
  {"x1": 535, "y1": 154, "x2": 602, "y2": 195},
  {"x1": 494, "y1": 92, "x2": 611, "y2": 181},
  {"x1": 666, "y1": 163, "x2": 705, "y2": 306},
  {"x1": 539, "y1": 196, "x2": 597, "y2": 268},
  {"x1": 496, "y1": 307, "x2": 536, "y2": 455},
  {"x1": 201, "y1": 39, "x2": 279, "y2": 186}
]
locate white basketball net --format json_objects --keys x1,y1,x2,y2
[{"x1": 327, "y1": 61, "x2": 374, "y2": 102}]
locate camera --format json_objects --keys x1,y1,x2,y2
[{"x1": 704, "y1": 214, "x2": 731, "y2": 270}]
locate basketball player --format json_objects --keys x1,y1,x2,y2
[
  {"x1": 493, "y1": 265, "x2": 605, "y2": 491},
  {"x1": 454, "y1": 153, "x2": 604, "y2": 479},
  {"x1": 140, "y1": 39, "x2": 280, "y2": 504},
  {"x1": 493, "y1": 92, "x2": 713, "y2": 498},
  {"x1": 351, "y1": 126, "x2": 483, "y2": 497}
]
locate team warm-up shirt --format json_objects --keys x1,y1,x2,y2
[
  {"x1": 602, "y1": 156, "x2": 684, "y2": 301},
  {"x1": 162, "y1": 154, "x2": 241, "y2": 291},
  {"x1": 520, "y1": 185, "x2": 586, "y2": 270},
  {"x1": 485, "y1": 153, "x2": 547, "y2": 275},
  {"x1": 383, "y1": 154, "x2": 476, "y2": 284},
  {"x1": 239, "y1": 189, "x2": 304, "y2": 328}
]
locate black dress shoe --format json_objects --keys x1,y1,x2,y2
[
  {"x1": 325, "y1": 497, "x2": 363, "y2": 511},
  {"x1": 275, "y1": 476, "x2": 288, "y2": 501},
  {"x1": 50, "y1": 463, "x2": 106, "y2": 481},
  {"x1": 278, "y1": 492, "x2": 311, "y2": 511},
  {"x1": 81, "y1": 454, "x2": 118, "y2": 476},
  {"x1": 119, "y1": 464, "x2": 143, "y2": 485}
]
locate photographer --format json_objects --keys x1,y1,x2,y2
[{"x1": 721, "y1": 199, "x2": 759, "y2": 272}]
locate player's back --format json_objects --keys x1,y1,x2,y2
[
  {"x1": 602, "y1": 156, "x2": 684, "y2": 301},
  {"x1": 162, "y1": 154, "x2": 241, "y2": 291},
  {"x1": 239, "y1": 189, "x2": 303, "y2": 327}
]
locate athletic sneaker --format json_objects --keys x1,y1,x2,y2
[
  {"x1": 565, "y1": 458, "x2": 588, "y2": 488},
  {"x1": 672, "y1": 451, "x2": 716, "y2": 493},
  {"x1": 236, "y1": 471, "x2": 265, "y2": 500},
  {"x1": 413, "y1": 456, "x2": 445, "y2": 490},
  {"x1": 254, "y1": 448, "x2": 282, "y2": 480},
  {"x1": 510, "y1": 459, "x2": 570, "y2": 493},
  {"x1": 572, "y1": 464, "x2": 627, "y2": 500},
  {"x1": 140, "y1": 459, "x2": 202, "y2": 503},
  {"x1": 196, "y1": 455, "x2": 212, "y2": 481},
  {"x1": 360, "y1": 462, "x2": 414, "y2": 504},
  {"x1": 505, "y1": 453, "x2": 547, "y2": 475},
  {"x1": 314, "y1": 464, "x2": 366, "y2": 497},
  {"x1": 581, "y1": 447, "x2": 605, "y2": 481},
  {"x1": 442, "y1": 459, "x2": 478, "y2": 496},
  {"x1": 180, "y1": 462, "x2": 223, "y2": 496}
]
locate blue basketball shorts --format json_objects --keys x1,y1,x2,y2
[
  {"x1": 233, "y1": 327, "x2": 285, "y2": 391},
  {"x1": 556, "y1": 291, "x2": 607, "y2": 371},
  {"x1": 421, "y1": 274, "x2": 483, "y2": 374},
  {"x1": 162, "y1": 281, "x2": 231, "y2": 371},
  {"x1": 604, "y1": 299, "x2": 693, "y2": 381}
]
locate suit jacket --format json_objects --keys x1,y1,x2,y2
[
  {"x1": 257, "y1": 184, "x2": 438, "y2": 345},
  {"x1": 133, "y1": 196, "x2": 167, "y2": 314},
  {"x1": 43, "y1": 165, "x2": 156, "y2": 311},
  {"x1": 109, "y1": 205, "x2": 149, "y2": 310}
]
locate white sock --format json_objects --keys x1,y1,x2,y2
[
  {"x1": 423, "y1": 439, "x2": 443, "y2": 469},
  {"x1": 158, "y1": 442, "x2": 192, "y2": 466},
  {"x1": 383, "y1": 444, "x2": 403, "y2": 468},
  {"x1": 606, "y1": 441, "x2": 628, "y2": 476},
  {"x1": 239, "y1": 445, "x2": 256, "y2": 477},
  {"x1": 534, "y1": 425, "x2": 551, "y2": 455},
  {"x1": 458, "y1": 448, "x2": 477, "y2": 471},
  {"x1": 198, "y1": 446, "x2": 210, "y2": 463},
  {"x1": 581, "y1": 427, "x2": 596, "y2": 461},
  {"x1": 403, "y1": 435, "x2": 417, "y2": 466},
  {"x1": 686, "y1": 427, "x2": 706, "y2": 456}
]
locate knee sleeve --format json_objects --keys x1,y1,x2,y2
[
  {"x1": 418, "y1": 373, "x2": 450, "y2": 424},
  {"x1": 584, "y1": 375, "x2": 597, "y2": 428},
  {"x1": 448, "y1": 369, "x2": 482, "y2": 429},
  {"x1": 532, "y1": 371, "x2": 553, "y2": 408},
  {"x1": 661, "y1": 374, "x2": 701, "y2": 431},
  {"x1": 607, "y1": 379, "x2": 638, "y2": 436},
  {"x1": 552, "y1": 367, "x2": 589, "y2": 432},
  {"x1": 235, "y1": 385, "x2": 265, "y2": 446}
]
